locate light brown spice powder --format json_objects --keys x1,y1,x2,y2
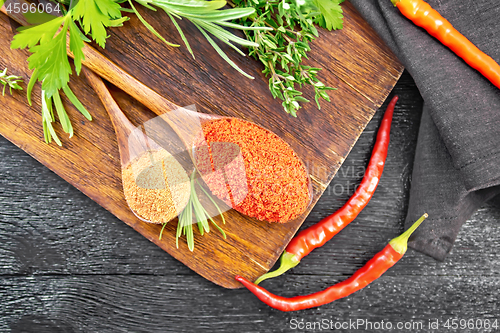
[{"x1": 122, "y1": 149, "x2": 190, "y2": 223}]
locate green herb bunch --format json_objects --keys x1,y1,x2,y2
[
  {"x1": 0, "y1": 68, "x2": 23, "y2": 95},
  {"x1": 232, "y1": 0, "x2": 345, "y2": 116},
  {"x1": 6, "y1": 0, "x2": 265, "y2": 145},
  {"x1": 5, "y1": 0, "x2": 345, "y2": 144}
]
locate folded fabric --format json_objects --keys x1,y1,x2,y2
[{"x1": 350, "y1": 0, "x2": 500, "y2": 260}]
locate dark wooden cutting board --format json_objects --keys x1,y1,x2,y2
[{"x1": 0, "y1": 2, "x2": 403, "y2": 288}]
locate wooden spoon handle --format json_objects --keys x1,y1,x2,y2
[
  {"x1": 82, "y1": 67, "x2": 136, "y2": 134},
  {"x1": 76, "y1": 43, "x2": 181, "y2": 116},
  {"x1": 1, "y1": 3, "x2": 180, "y2": 116},
  {"x1": 82, "y1": 67, "x2": 139, "y2": 165}
]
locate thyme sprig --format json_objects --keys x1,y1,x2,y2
[
  {"x1": 0, "y1": 68, "x2": 23, "y2": 96},
  {"x1": 232, "y1": 0, "x2": 344, "y2": 116}
]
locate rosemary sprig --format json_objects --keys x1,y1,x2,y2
[
  {"x1": 232, "y1": 0, "x2": 344, "y2": 116},
  {"x1": 0, "y1": 68, "x2": 23, "y2": 96},
  {"x1": 159, "y1": 170, "x2": 226, "y2": 252},
  {"x1": 133, "y1": 0, "x2": 271, "y2": 79}
]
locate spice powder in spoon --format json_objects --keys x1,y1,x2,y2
[
  {"x1": 122, "y1": 149, "x2": 190, "y2": 223},
  {"x1": 195, "y1": 118, "x2": 310, "y2": 223}
]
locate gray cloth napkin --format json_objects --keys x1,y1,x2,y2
[{"x1": 350, "y1": 0, "x2": 500, "y2": 260}]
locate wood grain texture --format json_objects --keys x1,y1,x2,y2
[
  {"x1": 0, "y1": 2, "x2": 403, "y2": 289},
  {"x1": 1, "y1": 72, "x2": 499, "y2": 332}
]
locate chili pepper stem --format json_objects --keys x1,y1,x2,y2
[
  {"x1": 254, "y1": 252, "x2": 300, "y2": 285},
  {"x1": 389, "y1": 213, "x2": 428, "y2": 255}
]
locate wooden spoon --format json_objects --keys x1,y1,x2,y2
[{"x1": 82, "y1": 66, "x2": 190, "y2": 224}]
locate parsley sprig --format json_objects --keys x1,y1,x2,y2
[
  {"x1": 10, "y1": 0, "x2": 125, "y2": 145},
  {"x1": 232, "y1": 0, "x2": 344, "y2": 116}
]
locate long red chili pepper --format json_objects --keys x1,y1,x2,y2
[
  {"x1": 392, "y1": 0, "x2": 500, "y2": 90},
  {"x1": 236, "y1": 213, "x2": 428, "y2": 312},
  {"x1": 254, "y1": 95, "x2": 398, "y2": 285}
]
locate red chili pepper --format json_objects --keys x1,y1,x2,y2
[
  {"x1": 392, "y1": 0, "x2": 500, "y2": 90},
  {"x1": 254, "y1": 95, "x2": 398, "y2": 285},
  {"x1": 236, "y1": 213, "x2": 428, "y2": 312}
]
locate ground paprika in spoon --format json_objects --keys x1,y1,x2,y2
[{"x1": 194, "y1": 117, "x2": 311, "y2": 223}]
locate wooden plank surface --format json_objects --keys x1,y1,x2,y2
[
  {"x1": 0, "y1": 1, "x2": 403, "y2": 289},
  {"x1": 1, "y1": 72, "x2": 499, "y2": 332}
]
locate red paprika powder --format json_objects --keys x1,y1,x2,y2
[{"x1": 195, "y1": 118, "x2": 310, "y2": 223}]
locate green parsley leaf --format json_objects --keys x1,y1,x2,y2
[
  {"x1": 28, "y1": 25, "x2": 71, "y2": 97},
  {"x1": 72, "y1": 0, "x2": 128, "y2": 48},
  {"x1": 12, "y1": 15, "x2": 73, "y2": 98},
  {"x1": 68, "y1": 20, "x2": 86, "y2": 75},
  {"x1": 11, "y1": 15, "x2": 65, "y2": 49},
  {"x1": 11, "y1": 10, "x2": 89, "y2": 144},
  {"x1": 313, "y1": 0, "x2": 344, "y2": 31}
]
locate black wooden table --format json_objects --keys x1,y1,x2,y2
[{"x1": 1, "y1": 71, "x2": 499, "y2": 333}]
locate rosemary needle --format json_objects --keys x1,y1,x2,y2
[
  {"x1": 160, "y1": 170, "x2": 226, "y2": 251},
  {"x1": 0, "y1": 68, "x2": 23, "y2": 96}
]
